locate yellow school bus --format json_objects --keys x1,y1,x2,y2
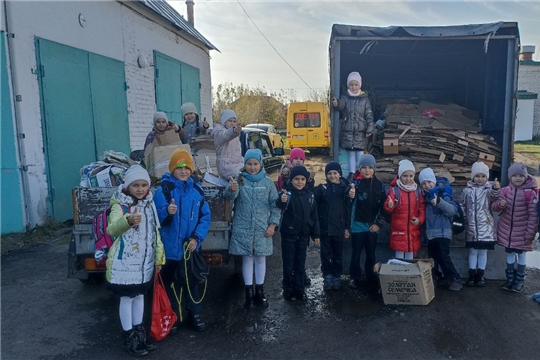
[{"x1": 286, "y1": 102, "x2": 331, "y2": 154}]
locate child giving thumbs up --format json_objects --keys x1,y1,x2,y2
[{"x1": 167, "y1": 198, "x2": 177, "y2": 215}]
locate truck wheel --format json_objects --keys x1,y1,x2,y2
[{"x1": 79, "y1": 273, "x2": 105, "y2": 285}]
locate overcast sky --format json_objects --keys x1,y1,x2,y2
[{"x1": 169, "y1": 0, "x2": 540, "y2": 100}]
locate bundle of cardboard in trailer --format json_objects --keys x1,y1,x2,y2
[{"x1": 371, "y1": 101, "x2": 501, "y2": 184}]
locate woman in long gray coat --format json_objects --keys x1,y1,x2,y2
[
  {"x1": 332, "y1": 71, "x2": 374, "y2": 179},
  {"x1": 224, "y1": 149, "x2": 280, "y2": 309}
]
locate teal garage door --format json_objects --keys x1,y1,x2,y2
[
  {"x1": 1, "y1": 31, "x2": 25, "y2": 234},
  {"x1": 36, "y1": 38, "x2": 130, "y2": 221},
  {"x1": 154, "y1": 51, "x2": 200, "y2": 123}
]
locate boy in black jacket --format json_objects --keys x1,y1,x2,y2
[
  {"x1": 313, "y1": 162, "x2": 354, "y2": 290},
  {"x1": 349, "y1": 155, "x2": 386, "y2": 290},
  {"x1": 277, "y1": 166, "x2": 320, "y2": 301}
]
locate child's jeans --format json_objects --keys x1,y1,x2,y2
[
  {"x1": 281, "y1": 236, "x2": 309, "y2": 294},
  {"x1": 350, "y1": 231, "x2": 378, "y2": 282},
  {"x1": 428, "y1": 238, "x2": 460, "y2": 281},
  {"x1": 348, "y1": 150, "x2": 363, "y2": 174},
  {"x1": 161, "y1": 259, "x2": 202, "y2": 319},
  {"x1": 320, "y1": 235, "x2": 344, "y2": 277}
]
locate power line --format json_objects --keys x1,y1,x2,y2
[{"x1": 235, "y1": 0, "x2": 316, "y2": 94}]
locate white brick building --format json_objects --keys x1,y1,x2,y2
[
  {"x1": 518, "y1": 46, "x2": 540, "y2": 138},
  {"x1": 1, "y1": 0, "x2": 218, "y2": 232}
]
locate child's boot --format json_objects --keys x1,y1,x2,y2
[
  {"x1": 244, "y1": 285, "x2": 255, "y2": 309},
  {"x1": 254, "y1": 284, "x2": 269, "y2": 308},
  {"x1": 511, "y1": 265, "x2": 526, "y2": 293},
  {"x1": 134, "y1": 323, "x2": 155, "y2": 352},
  {"x1": 323, "y1": 275, "x2": 333, "y2": 290},
  {"x1": 502, "y1": 268, "x2": 515, "y2": 291},
  {"x1": 332, "y1": 275, "x2": 341, "y2": 290},
  {"x1": 474, "y1": 269, "x2": 486, "y2": 287},
  {"x1": 122, "y1": 329, "x2": 148, "y2": 357},
  {"x1": 465, "y1": 269, "x2": 476, "y2": 286}
]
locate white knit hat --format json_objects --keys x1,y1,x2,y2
[
  {"x1": 419, "y1": 168, "x2": 436, "y2": 185},
  {"x1": 153, "y1": 111, "x2": 168, "y2": 124},
  {"x1": 347, "y1": 71, "x2": 362, "y2": 88},
  {"x1": 398, "y1": 159, "x2": 415, "y2": 177},
  {"x1": 124, "y1": 165, "x2": 150, "y2": 188},
  {"x1": 220, "y1": 109, "x2": 237, "y2": 125},
  {"x1": 471, "y1": 161, "x2": 489, "y2": 179}
]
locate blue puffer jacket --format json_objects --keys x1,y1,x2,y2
[
  {"x1": 154, "y1": 173, "x2": 211, "y2": 260},
  {"x1": 422, "y1": 177, "x2": 457, "y2": 241}
]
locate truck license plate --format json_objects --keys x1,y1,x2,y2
[{"x1": 293, "y1": 135, "x2": 305, "y2": 139}]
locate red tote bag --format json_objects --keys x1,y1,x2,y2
[{"x1": 150, "y1": 273, "x2": 178, "y2": 341}]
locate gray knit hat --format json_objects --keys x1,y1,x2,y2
[
  {"x1": 153, "y1": 111, "x2": 168, "y2": 123},
  {"x1": 181, "y1": 102, "x2": 198, "y2": 118},
  {"x1": 358, "y1": 154, "x2": 376, "y2": 170}
]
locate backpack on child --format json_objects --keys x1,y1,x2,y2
[
  {"x1": 502, "y1": 187, "x2": 539, "y2": 204},
  {"x1": 92, "y1": 205, "x2": 129, "y2": 265}
]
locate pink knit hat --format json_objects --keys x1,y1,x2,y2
[{"x1": 289, "y1": 148, "x2": 306, "y2": 162}]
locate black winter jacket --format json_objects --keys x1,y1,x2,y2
[
  {"x1": 313, "y1": 179, "x2": 353, "y2": 236},
  {"x1": 352, "y1": 174, "x2": 386, "y2": 228},
  {"x1": 277, "y1": 184, "x2": 320, "y2": 240}
]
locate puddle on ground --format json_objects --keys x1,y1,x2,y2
[
  {"x1": 527, "y1": 251, "x2": 540, "y2": 269},
  {"x1": 433, "y1": 330, "x2": 467, "y2": 356},
  {"x1": 229, "y1": 321, "x2": 265, "y2": 334},
  {"x1": 330, "y1": 297, "x2": 383, "y2": 316}
]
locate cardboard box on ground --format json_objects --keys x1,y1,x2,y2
[{"x1": 374, "y1": 259, "x2": 435, "y2": 306}]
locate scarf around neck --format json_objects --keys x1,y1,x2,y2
[
  {"x1": 397, "y1": 179, "x2": 418, "y2": 192},
  {"x1": 348, "y1": 89, "x2": 361, "y2": 97},
  {"x1": 242, "y1": 168, "x2": 267, "y2": 183}
]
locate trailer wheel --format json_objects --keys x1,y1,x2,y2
[{"x1": 79, "y1": 273, "x2": 105, "y2": 285}]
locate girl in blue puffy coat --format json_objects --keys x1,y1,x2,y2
[{"x1": 225, "y1": 149, "x2": 281, "y2": 309}]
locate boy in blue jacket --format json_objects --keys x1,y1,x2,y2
[
  {"x1": 419, "y1": 168, "x2": 462, "y2": 292},
  {"x1": 154, "y1": 148, "x2": 211, "y2": 332}
]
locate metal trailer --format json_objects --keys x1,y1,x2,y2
[
  {"x1": 67, "y1": 186, "x2": 231, "y2": 284},
  {"x1": 329, "y1": 21, "x2": 520, "y2": 184},
  {"x1": 328, "y1": 22, "x2": 521, "y2": 279}
]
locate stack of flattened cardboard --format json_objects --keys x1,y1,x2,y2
[{"x1": 373, "y1": 101, "x2": 501, "y2": 184}]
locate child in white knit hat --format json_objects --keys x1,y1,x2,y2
[
  {"x1": 461, "y1": 161, "x2": 500, "y2": 287},
  {"x1": 144, "y1": 111, "x2": 183, "y2": 149},
  {"x1": 384, "y1": 159, "x2": 426, "y2": 260},
  {"x1": 332, "y1": 71, "x2": 374, "y2": 180},
  {"x1": 107, "y1": 164, "x2": 165, "y2": 356},
  {"x1": 208, "y1": 109, "x2": 245, "y2": 179}
]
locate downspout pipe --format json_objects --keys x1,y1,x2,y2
[
  {"x1": 501, "y1": 38, "x2": 517, "y2": 184},
  {"x1": 4, "y1": 1, "x2": 32, "y2": 228},
  {"x1": 330, "y1": 40, "x2": 341, "y2": 162}
]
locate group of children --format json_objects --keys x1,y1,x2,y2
[{"x1": 107, "y1": 80, "x2": 539, "y2": 356}]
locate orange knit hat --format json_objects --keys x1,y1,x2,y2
[{"x1": 168, "y1": 148, "x2": 194, "y2": 173}]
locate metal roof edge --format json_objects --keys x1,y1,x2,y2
[
  {"x1": 130, "y1": 0, "x2": 218, "y2": 51},
  {"x1": 520, "y1": 60, "x2": 540, "y2": 66},
  {"x1": 518, "y1": 90, "x2": 538, "y2": 100}
]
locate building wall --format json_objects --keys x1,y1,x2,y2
[
  {"x1": 518, "y1": 63, "x2": 540, "y2": 137},
  {"x1": 4, "y1": 0, "x2": 212, "y2": 228},
  {"x1": 515, "y1": 99, "x2": 535, "y2": 141}
]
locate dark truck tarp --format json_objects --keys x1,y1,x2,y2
[{"x1": 331, "y1": 22, "x2": 519, "y2": 39}]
